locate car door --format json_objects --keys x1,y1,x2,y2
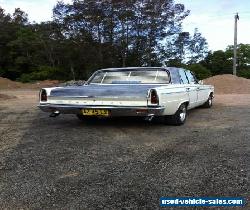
[
  {"x1": 191, "y1": 72, "x2": 208, "y2": 105},
  {"x1": 186, "y1": 70, "x2": 209, "y2": 106},
  {"x1": 184, "y1": 70, "x2": 199, "y2": 108},
  {"x1": 186, "y1": 70, "x2": 208, "y2": 106},
  {"x1": 179, "y1": 69, "x2": 198, "y2": 108}
]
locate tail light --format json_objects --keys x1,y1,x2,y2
[
  {"x1": 40, "y1": 89, "x2": 47, "y2": 102},
  {"x1": 150, "y1": 89, "x2": 159, "y2": 105}
]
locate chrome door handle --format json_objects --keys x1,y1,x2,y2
[
  {"x1": 186, "y1": 88, "x2": 190, "y2": 91},
  {"x1": 197, "y1": 87, "x2": 200, "y2": 90}
]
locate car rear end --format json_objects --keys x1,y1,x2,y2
[
  {"x1": 38, "y1": 67, "x2": 170, "y2": 118},
  {"x1": 38, "y1": 84, "x2": 165, "y2": 117}
]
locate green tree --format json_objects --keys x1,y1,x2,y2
[
  {"x1": 0, "y1": 7, "x2": 27, "y2": 79},
  {"x1": 53, "y1": 0, "x2": 190, "y2": 69},
  {"x1": 12, "y1": 8, "x2": 28, "y2": 24},
  {"x1": 187, "y1": 63, "x2": 211, "y2": 80},
  {"x1": 188, "y1": 28, "x2": 208, "y2": 64},
  {"x1": 226, "y1": 44, "x2": 250, "y2": 70},
  {"x1": 8, "y1": 27, "x2": 40, "y2": 77},
  {"x1": 201, "y1": 44, "x2": 250, "y2": 77},
  {"x1": 0, "y1": 1, "x2": 211, "y2": 82},
  {"x1": 201, "y1": 50, "x2": 232, "y2": 75}
]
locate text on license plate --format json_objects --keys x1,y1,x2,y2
[{"x1": 82, "y1": 109, "x2": 109, "y2": 116}]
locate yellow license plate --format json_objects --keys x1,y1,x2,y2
[{"x1": 82, "y1": 109, "x2": 109, "y2": 116}]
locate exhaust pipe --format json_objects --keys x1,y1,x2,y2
[
  {"x1": 145, "y1": 114, "x2": 154, "y2": 122},
  {"x1": 50, "y1": 110, "x2": 60, "y2": 117}
]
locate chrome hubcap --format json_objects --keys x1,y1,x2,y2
[
  {"x1": 209, "y1": 98, "x2": 212, "y2": 106},
  {"x1": 180, "y1": 107, "x2": 186, "y2": 121}
]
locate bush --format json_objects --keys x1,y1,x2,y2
[
  {"x1": 19, "y1": 66, "x2": 63, "y2": 82},
  {"x1": 0, "y1": 69, "x2": 6, "y2": 77},
  {"x1": 187, "y1": 64, "x2": 212, "y2": 80},
  {"x1": 18, "y1": 74, "x2": 32, "y2": 83},
  {"x1": 238, "y1": 69, "x2": 250, "y2": 79}
]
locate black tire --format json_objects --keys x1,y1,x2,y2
[
  {"x1": 164, "y1": 103, "x2": 187, "y2": 125},
  {"x1": 203, "y1": 94, "x2": 213, "y2": 108},
  {"x1": 76, "y1": 114, "x2": 97, "y2": 123}
]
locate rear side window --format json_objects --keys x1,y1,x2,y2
[
  {"x1": 168, "y1": 69, "x2": 181, "y2": 84},
  {"x1": 185, "y1": 70, "x2": 198, "y2": 84},
  {"x1": 179, "y1": 69, "x2": 189, "y2": 84}
]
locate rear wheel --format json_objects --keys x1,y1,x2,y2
[
  {"x1": 203, "y1": 94, "x2": 213, "y2": 108},
  {"x1": 164, "y1": 103, "x2": 187, "y2": 125}
]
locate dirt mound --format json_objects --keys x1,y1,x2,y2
[
  {"x1": 0, "y1": 93, "x2": 17, "y2": 100},
  {"x1": 28, "y1": 80, "x2": 59, "y2": 89},
  {"x1": 204, "y1": 74, "x2": 250, "y2": 94},
  {"x1": 0, "y1": 77, "x2": 23, "y2": 89},
  {"x1": 0, "y1": 77, "x2": 59, "y2": 89}
]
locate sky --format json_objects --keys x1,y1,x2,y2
[
  {"x1": 0, "y1": 0, "x2": 71, "y2": 22},
  {"x1": 0, "y1": 0, "x2": 249, "y2": 51},
  {"x1": 176, "y1": 0, "x2": 250, "y2": 51}
]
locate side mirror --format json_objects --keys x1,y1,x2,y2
[{"x1": 198, "y1": 80, "x2": 204, "y2": 85}]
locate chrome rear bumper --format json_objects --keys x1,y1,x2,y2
[{"x1": 38, "y1": 104, "x2": 165, "y2": 117}]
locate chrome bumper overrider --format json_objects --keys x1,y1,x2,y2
[{"x1": 38, "y1": 104, "x2": 165, "y2": 117}]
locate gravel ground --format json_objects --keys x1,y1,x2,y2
[{"x1": 0, "y1": 90, "x2": 249, "y2": 210}]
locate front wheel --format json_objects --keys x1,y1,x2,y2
[{"x1": 164, "y1": 103, "x2": 187, "y2": 126}]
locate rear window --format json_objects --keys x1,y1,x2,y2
[{"x1": 89, "y1": 69, "x2": 170, "y2": 84}]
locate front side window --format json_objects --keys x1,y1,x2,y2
[{"x1": 89, "y1": 69, "x2": 170, "y2": 84}]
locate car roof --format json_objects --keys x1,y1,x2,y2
[{"x1": 99, "y1": 67, "x2": 182, "y2": 71}]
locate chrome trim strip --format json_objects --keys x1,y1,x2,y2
[
  {"x1": 161, "y1": 91, "x2": 186, "y2": 95},
  {"x1": 38, "y1": 104, "x2": 162, "y2": 109},
  {"x1": 48, "y1": 96, "x2": 146, "y2": 100},
  {"x1": 38, "y1": 104, "x2": 164, "y2": 116}
]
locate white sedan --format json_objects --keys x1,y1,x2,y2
[{"x1": 38, "y1": 67, "x2": 214, "y2": 125}]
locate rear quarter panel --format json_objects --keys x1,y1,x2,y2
[
  {"x1": 197, "y1": 84, "x2": 214, "y2": 105},
  {"x1": 156, "y1": 85, "x2": 190, "y2": 115}
]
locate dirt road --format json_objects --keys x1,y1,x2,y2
[{"x1": 0, "y1": 90, "x2": 249, "y2": 209}]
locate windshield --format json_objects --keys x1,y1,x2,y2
[{"x1": 89, "y1": 69, "x2": 170, "y2": 84}]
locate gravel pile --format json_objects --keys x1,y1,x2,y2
[{"x1": 204, "y1": 74, "x2": 250, "y2": 94}]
